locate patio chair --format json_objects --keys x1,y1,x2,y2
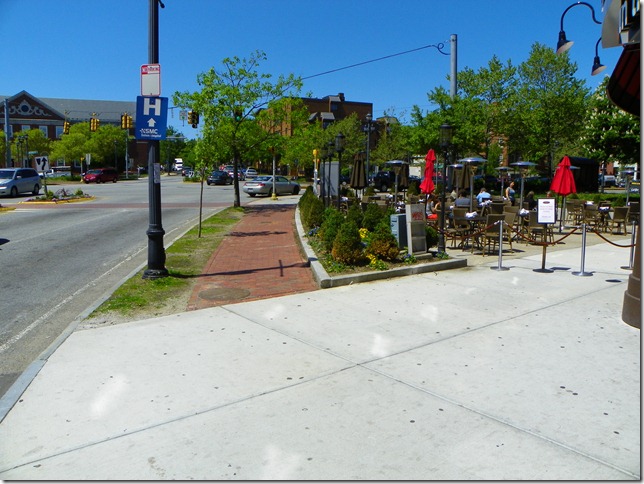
[
  {"x1": 481, "y1": 213, "x2": 506, "y2": 256},
  {"x1": 526, "y1": 211, "x2": 553, "y2": 244},
  {"x1": 582, "y1": 204, "x2": 602, "y2": 231},
  {"x1": 610, "y1": 206, "x2": 630, "y2": 234}
]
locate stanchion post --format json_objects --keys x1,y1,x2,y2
[
  {"x1": 491, "y1": 220, "x2": 509, "y2": 271},
  {"x1": 572, "y1": 222, "x2": 593, "y2": 277},
  {"x1": 621, "y1": 220, "x2": 637, "y2": 270}
]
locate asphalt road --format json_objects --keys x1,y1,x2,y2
[{"x1": 0, "y1": 175, "x2": 245, "y2": 398}]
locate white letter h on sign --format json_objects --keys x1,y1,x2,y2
[{"x1": 144, "y1": 97, "x2": 161, "y2": 116}]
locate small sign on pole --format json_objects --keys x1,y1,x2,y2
[
  {"x1": 141, "y1": 64, "x2": 161, "y2": 96},
  {"x1": 538, "y1": 198, "x2": 556, "y2": 224}
]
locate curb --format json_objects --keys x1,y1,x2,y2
[{"x1": 294, "y1": 205, "x2": 467, "y2": 289}]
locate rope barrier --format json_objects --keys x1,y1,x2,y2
[{"x1": 589, "y1": 228, "x2": 636, "y2": 248}]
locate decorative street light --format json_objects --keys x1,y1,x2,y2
[
  {"x1": 335, "y1": 132, "x2": 346, "y2": 210},
  {"x1": 363, "y1": 113, "x2": 375, "y2": 185},
  {"x1": 556, "y1": 2, "x2": 605, "y2": 76},
  {"x1": 438, "y1": 123, "x2": 454, "y2": 254},
  {"x1": 325, "y1": 140, "x2": 334, "y2": 208}
]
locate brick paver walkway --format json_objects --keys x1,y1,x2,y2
[{"x1": 187, "y1": 203, "x2": 318, "y2": 310}]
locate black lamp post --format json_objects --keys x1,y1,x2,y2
[
  {"x1": 438, "y1": 123, "x2": 454, "y2": 254},
  {"x1": 142, "y1": 0, "x2": 168, "y2": 279},
  {"x1": 335, "y1": 132, "x2": 345, "y2": 210},
  {"x1": 363, "y1": 113, "x2": 374, "y2": 185},
  {"x1": 556, "y1": 1, "x2": 601, "y2": 54},
  {"x1": 325, "y1": 140, "x2": 334, "y2": 208}
]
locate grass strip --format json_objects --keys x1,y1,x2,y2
[{"x1": 90, "y1": 206, "x2": 244, "y2": 318}]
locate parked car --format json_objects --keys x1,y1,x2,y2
[
  {"x1": 599, "y1": 175, "x2": 617, "y2": 187},
  {"x1": 0, "y1": 168, "x2": 41, "y2": 197},
  {"x1": 242, "y1": 175, "x2": 300, "y2": 197},
  {"x1": 206, "y1": 170, "x2": 233, "y2": 185},
  {"x1": 82, "y1": 168, "x2": 119, "y2": 183},
  {"x1": 243, "y1": 168, "x2": 258, "y2": 178}
]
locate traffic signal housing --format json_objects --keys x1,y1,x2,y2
[
  {"x1": 188, "y1": 111, "x2": 199, "y2": 128},
  {"x1": 90, "y1": 117, "x2": 99, "y2": 132},
  {"x1": 63, "y1": 121, "x2": 70, "y2": 134},
  {"x1": 121, "y1": 114, "x2": 133, "y2": 129}
]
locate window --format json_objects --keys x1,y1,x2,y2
[
  {"x1": 21, "y1": 125, "x2": 31, "y2": 132},
  {"x1": 39, "y1": 126, "x2": 47, "y2": 137},
  {"x1": 55, "y1": 125, "x2": 64, "y2": 138}
]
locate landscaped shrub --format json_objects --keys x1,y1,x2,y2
[
  {"x1": 362, "y1": 203, "x2": 387, "y2": 231},
  {"x1": 319, "y1": 208, "x2": 345, "y2": 252},
  {"x1": 365, "y1": 221, "x2": 399, "y2": 261},
  {"x1": 346, "y1": 202, "x2": 363, "y2": 227},
  {"x1": 331, "y1": 220, "x2": 364, "y2": 265},
  {"x1": 425, "y1": 225, "x2": 439, "y2": 247}
]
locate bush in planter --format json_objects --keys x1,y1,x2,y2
[
  {"x1": 319, "y1": 208, "x2": 345, "y2": 251},
  {"x1": 331, "y1": 220, "x2": 365, "y2": 265},
  {"x1": 362, "y1": 203, "x2": 388, "y2": 231},
  {"x1": 346, "y1": 202, "x2": 363, "y2": 227},
  {"x1": 425, "y1": 225, "x2": 439, "y2": 247},
  {"x1": 302, "y1": 194, "x2": 325, "y2": 229},
  {"x1": 365, "y1": 221, "x2": 399, "y2": 261}
]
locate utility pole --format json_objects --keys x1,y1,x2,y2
[{"x1": 142, "y1": 0, "x2": 168, "y2": 279}]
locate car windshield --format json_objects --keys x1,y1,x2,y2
[{"x1": 0, "y1": 170, "x2": 15, "y2": 178}]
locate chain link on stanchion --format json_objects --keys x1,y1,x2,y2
[
  {"x1": 572, "y1": 223, "x2": 593, "y2": 277},
  {"x1": 491, "y1": 219, "x2": 509, "y2": 271}
]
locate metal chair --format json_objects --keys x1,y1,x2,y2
[
  {"x1": 610, "y1": 206, "x2": 630, "y2": 234},
  {"x1": 481, "y1": 213, "x2": 506, "y2": 256}
]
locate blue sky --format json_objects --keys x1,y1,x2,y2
[{"x1": 2, "y1": 0, "x2": 621, "y2": 137}]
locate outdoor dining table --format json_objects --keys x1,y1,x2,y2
[{"x1": 454, "y1": 213, "x2": 486, "y2": 251}]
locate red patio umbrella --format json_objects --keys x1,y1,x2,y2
[
  {"x1": 419, "y1": 149, "x2": 436, "y2": 215},
  {"x1": 419, "y1": 149, "x2": 436, "y2": 195},
  {"x1": 550, "y1": 155, "x2": 577, "y2": 231}
]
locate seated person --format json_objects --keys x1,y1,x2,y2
[
  {"x1": 454, "y1": 190, "x2": 470, "y2": 208},
  {"x1": 476, "y1": 187, "x2": 492, "y2": 205},
  {"x1": 524, "y1": 191, "x2": 537, "y2": 210}
]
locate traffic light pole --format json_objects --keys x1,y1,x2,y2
[{"x1": 142, "y1": 0, "x2": 168, "y2": 280}]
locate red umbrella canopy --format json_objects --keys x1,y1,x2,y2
[
  {"x1": 550, "y1": 156, "x2": 577, "y2": 196},
  {"x1": 419, "y1": 149, "x2": 436, "y2": 194}
]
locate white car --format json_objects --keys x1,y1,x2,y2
[
  {"x1": 242, "y1": 175, "x2": 300, "y2": 197},
  {"x1": 243, "y1": 168, "x2": 258, "y2": 178}
]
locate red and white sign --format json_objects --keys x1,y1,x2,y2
[{"x1": 141, "y1": 64, "x2": 161, "y2": 96}]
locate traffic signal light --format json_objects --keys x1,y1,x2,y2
[
  {"x1": 234, "y1": 109, "x2": 242, "y2": 122},
  {"x1": 188, "y1": 111, "x2": 199, "y2": 128},
  {"x1": 90, "y1": 117, "x2": 99, "y2": 132},
  {"x1": 63, "y1": 121, "x2": 70, "y2": 134},
  {"x1": 121, "y1": 114, "x2": 127, "y2": 129},
  {"x1": 126, "y1": 115, "x2": 133, "y2": 129}
]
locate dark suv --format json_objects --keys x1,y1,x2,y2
[
  {"x1": 372, "y1": 171, "x2": 421, "y2": 192},
  {"x1": 83, "y1": 168, "x2": 119, "y2": 183}
]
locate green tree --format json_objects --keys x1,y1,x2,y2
[
  {"x1": 10, "y1": 129, "x2": 51, "y2": 167},
  {"x1": 512, "y1": 43, "x2": 589, "y2": 174},
  {"x1": 173, "y1": 50, "x2": 303, "y2": 207},
  {"x1": 581, "y1": 76, "x2": 640, "y2": 170}
]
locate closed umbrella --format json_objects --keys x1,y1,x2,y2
[
  {"x1": 459, "y1": 157, "x2": 486, "y2": 212},
  {"x1": 550, "y1": 155, "x2": 577, "y2": 232},
  {"x1": 419, "y1": 149, "x2": 436, "y2": 195},
  {"x1": 349, "y1": 153, "x2": 367, "y2": 192}
]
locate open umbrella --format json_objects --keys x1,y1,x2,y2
[
  {"x1": 550, "y1": 155, "x2": 577, "y2": 232},
  {"x1": 349, "y1": 153, "x2": 367, "y2": 192}
]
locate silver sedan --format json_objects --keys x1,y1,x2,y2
[{"x1": 242, "y1": 175, "x2": 300, "y2": 197}]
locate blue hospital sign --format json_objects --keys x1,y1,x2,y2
[{"x1": 135, "y1": 96, "x2": 168, "y2": 140}]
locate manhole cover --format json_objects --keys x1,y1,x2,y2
[{"x1": 199, "y1": 287, "x2": 250, "y2": 301}]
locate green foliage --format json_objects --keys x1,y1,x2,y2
[
  {"x1": 331, "y1": 221, "x2": 365, "y2": 265},
  {"x1": 425, "y1": 225, "x2": 439, "y2": 248},
  {"x1": 319, "y1": 208, "x2": 345, "y2": 251},
  {"x1": 346, "y1": 202, "x2": 363, "y2": 227},
  {"x1": 361, "y1": 203, "x2": 387, "y2": 231},
  {"x1": 365, "y1": 222, "x2": 399, "y2": 261},
  {"x1": 300, "y1": 188, "x2": 325, "y2": 229}
]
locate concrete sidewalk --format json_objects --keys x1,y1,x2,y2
[{"x1": 0, "y1": 193, "x2": 639, "y2": 479}]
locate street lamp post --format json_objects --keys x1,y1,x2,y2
[
  {"x1": 364, "y1": 113, "x2": 374, "y2": 185},
  {"x1": 335, "y1": 132, "x2": 345, "y2": 210},
  {"x1": 438, "y1": 123, "x2": 454, "y2": 254},
  {"x1": 142, "y1": 0, "x2": 168, "y2": 279},
  {"x1": 325, "y1": 140, "x2": 334, "y2": 208},
  {"x1": 269, "y1": 146, "x2": 278, "y2": 200}
]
